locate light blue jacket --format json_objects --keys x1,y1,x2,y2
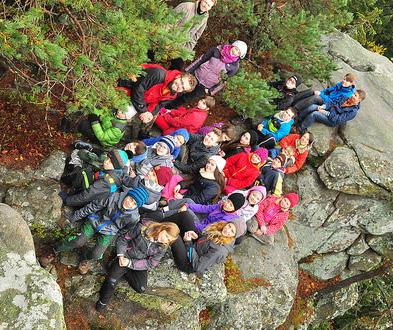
[
  {"x1": 320, "y1": 81, "x2": 355, "y2": 104},
  {"x1": 261, "y1": 117, "x2": 294, "y2": 142}
]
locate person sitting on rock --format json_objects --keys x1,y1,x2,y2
[
  {"x1": 155, "y1": 97, "x2": 215, "y2": 135},
  {"x1": 270, "y1": 74, "x2": 303, "y2": 110},
  {"x1": 299, "y1": 89, "x2": 366, "y2": 130},
  {"x1": 160, "y1": 211, "x2": 242, "y2": 276},
  {"x1": 142, "y1": 129, "x2": 190, "y2": 160},
  {"x1": 60, "y1": 149, "x2": 129, "y2": 208},
  {"x1": 270, "y1": 132, "x2": 314, "y2": 174},
  {"x1": 223, "y1": 147, "x2": 268, "y2": 194},
  {"x1": 256, "y1": 153, "x2": 288, "y2": 197},
  {"x1": 56, "y1": 186, "x2": 149, "y2": 274},
  {"x1": 95, "y1": 220, "x2": 180, "y2": 312},
  {"x1": 254, "y1": 108, "x2": 296, "y2": 149},
  {"x1": 247, "y1": 193, "x2": 299, "y2": 245}
]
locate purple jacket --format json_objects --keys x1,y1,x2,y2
[{"x1": 188, "y1": 203, "x2": 238, "y2": 231}]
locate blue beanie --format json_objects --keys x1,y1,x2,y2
[
  {"x1": 108, "y1": 149, "x2": 129, "y2": 169},
  {"x1": 172, "y1": 129, "x2": 190, "y2": 143},
  {"x1": 159, "y1": 136, "x2": 176, "y2": 155},
  {"x1": 126, "y1": 186, "x2": 149, "y2": 208}
]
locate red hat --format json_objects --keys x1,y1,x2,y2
[
  {"x1": 284, "y1": 193, "x2": 299, "y2": 208},
  {"x1": 154, "y1": 166, "x2": 173, "y2": 186}
]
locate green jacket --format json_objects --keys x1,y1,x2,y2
[{"x1": 91, "y1": 114, "x2": 127, "y2": 147}]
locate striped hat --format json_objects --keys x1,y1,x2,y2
[
  {"x1": 126, "y1": 186, "x2": 149, "y2": 208},
  {"x1": 158, "y1": 136, "x2": 176, "y2": 155},
  {"x1": 108, "y1": 149, "x2": 129, "y2": 169}
]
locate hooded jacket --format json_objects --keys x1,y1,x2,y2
[
  {"x1": 255, "y1": 195, "x2": 289, "y2": 235},
  {"x1": 186, "y1": 233, "x2": 234, "y2": 275},
  {"x1": 230, "y1": 186, "x2": 267, "y2": 222},
  {"x1": 325, "y1": 100, "x2": 361, "y2": 126},
  {"x1": 261, "y1": 115, "x2": 294, "y2": 142},
  {"x1": 69, "y1": 190, "x2": 140, "y2": 236},
  {"x1": 179, "y1": 173, "x2": 220, "y2": 205},
  {"x1": 320, "y1": 81, "x2": 355, "y2": 104},
  {"x1": 174, "y1": 133, "x2": 220, "y2": 174},
  {"x1": 279, "y1": 134, "x2": 309, "y2": 174},
  {"x1": 270, "y1": 77, "x2": 300, "y2": 110},
  {"x1": 117, "y1": 64, "x2": 182, "y2": 115},
  {"x1": 91, "y1": 114, "x2": 127, "y2": 147},
  {"x1": 116, "y1": 220, "x2": 167, "y2": 271},
  {"x1": 258, "y1": 161, "x2": 285, "y2": 197},
  {"x1": 135, "y1": 147, "x2": 174, "y2": 177}
]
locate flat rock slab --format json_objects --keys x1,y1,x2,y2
[{"x1": 300, "y1": 252, "x2": 348, "y2": 281}]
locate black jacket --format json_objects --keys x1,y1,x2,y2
[
  {"x1": 180, "y1": 174, "x2": 220, "y2": 205},
  {"x1": 270, "y1": 80, "x2": 299, "y2": 110}
]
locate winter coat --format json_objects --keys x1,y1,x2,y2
[
  {"x1": 325, "y1": 100, "x2": 361, "y2": 126},
  {"x1": 258, "y1": 162, "x2": 285, "y2": 196},
  {"x1": 116, "y1": 220, "x2": 167, "y2": 270},
  {"x1": 222, "y1": 144, "x2": 247, "y2": 159},
  {"x1": 69, "y1": 190, "x2": 140, "y2": 236},
  {"x1": 186, "y1": 46, "x2": 240, "y2": 95},
  {"x1": 320, "y1": 81, "x2": 355, "y2": 104},
  {"x1": 117, "y1": 64, "x2": 182, "y2": 115},
  {"x1": 261, "y1": 116, "x2": 294, "y2": 142},
  {"x1": 255, "y1": 195, "x2": 289, "y2": 235},
  {"x1": 180, "y1": 174, "x2": 220, "y2": 205},
  {"x1": 174, "y1": 134, "x2": 220, "y2": 174},
  {"x1": 122, "y1": 176, "x2": 162, "y2": 211},
  {"x1": 65, "y1": 169, "x2": 125, "y2": 208},
  {"x1": 223, "y1": 152, "x2": 262, "y2": 190},
  {"x1": 186, "y1": 234, "x2": 234, "y2": 275},
  {"x1": 135, "y1": 147, "x2": 173, "y2": 177},
  {"x1": 270, "y1": 80, "x2": 299, "y2": 110},
  {"x1": 158, "y1": 106, "x2": 208, "y2": 135},
  {"x1": 91, "y1": 114, "x2": 127, "y2": 147},
  {"x1": 174, "y1": 1, "x2": 209, "y2": 51},
  {"x1": 143, "y1": 129, "x2": 188, "y2": 159},
  {"x1": 230, "y1": 186, "x2": 267, "y2": 222},
  {"x1": 279, "y1": 134, "x2": 309, "y2": 174},
  {"x1": 187, "y1": 203, "x2": 238, "y2": 231}
]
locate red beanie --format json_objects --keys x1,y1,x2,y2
[
  {"x1": 284, "y1": 193, "x2": 299, "y2": 208},
  {"x1": 154, "y1": 166, "x2": 173, "y2": 186}
]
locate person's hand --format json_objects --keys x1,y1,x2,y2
[
  {"x1": 254, "y1": 229, "x2": 262, "y2": 236},
  {"x1": 257, "y1": 124, "x2": 263, "y2": 132},
  {"x1": 139, "y1": 112, "x2": 153, "y2": 123},
  {"x1": 124, "y1": 143, "x2": 134, "y2": 151},
  {"x1": 174, "y1": 192, "x2": 184, "y2": 200},
  {"x1": 260, "y1": 225, "x2": 268, "y2": 234},
  {"x1": 178, "y1": 204, "x2": 188, "y2": 213},
  {"x1": 218, "y1": 150, "x2": 225, "y2": 157},
  {"x1": 204, "y1": 88, "x2": 209, "y2": 94},
  {"x1": 317, "y1": 106, "x2": 325, "y2": 112},
  {"x1": 184, "y1": 231, "x2": 198, "y2": 241},
  {"x1": 118, "y1": 256, "x2": 130, "y2": 267},
  {"x1": 88, "y1": 113, "x2": 100, "y2": 122},
  {"x1": 174, "y1": 184, "x2": 181, "y2": 194},
  {"x1": 314, "y1": 90, "x2": 321, "y2": 96}
]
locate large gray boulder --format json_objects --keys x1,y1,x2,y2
[
  {"x1": 300, "y1": 252, "x2": 348, "y2": 280},
  {"x1": 0, "y1": 203, "x2": 65, "y2": 329}
]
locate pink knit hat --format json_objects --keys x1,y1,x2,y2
[
  {"x1": 253, "y1": 147, "x2": 268, "y2": 162},
  {"x1": 284, "y1": 193, "x2": 299, "y2": 208}
]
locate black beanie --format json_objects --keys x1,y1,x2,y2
[
  {"x1": 291, "y1": 74, "x2": 303, "y2": 87},
  {"x1": 247, "y1": 130, "x2": 259, "y2": 147},
  {"x1": 228, "y1": 193, "x2": 246, "y2": 211}
]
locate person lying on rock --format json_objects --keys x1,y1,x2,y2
[
  {"x1": 60, "y1": 149, "x2": 130, "y2": 208},
  {"x1": 56, "y1": 186, "x2": 149, "y2": 275},
  {"x1": 247, "y1": 193, "x2": 299, "y2": 245},
  {"x1": 95, "y1": 220, "x2": 180, "y2": 312},
  {"x1": 160, "y1": 211, "x2": 242, "y2": 276},
  {"x1": 299, "y1": 89, "x2": 367, "y2": 130}
]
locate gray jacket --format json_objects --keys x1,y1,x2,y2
[
  {"x1": 174, "y1": 1, "x2": 209, "y2": 51},
  {"x1": 70, "y1": 190, "x2": 140, "y2": 236},
  {"x1": 135, "y1": 147, "x2": 173, "y2": 177}
]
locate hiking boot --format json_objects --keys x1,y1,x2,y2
[
  {"x1": 71, "y1": 140, "x2": 93, "y2": 151},
  {"x1": 78, "y1": 260, "x2": 90, "y2": 275},
  {"x1": 95, "y1": 300, "x2": 107, "y2": 312}
]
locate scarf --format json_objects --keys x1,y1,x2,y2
[
  {"x1": 342, "y1": 96, "x2": 358, "y2": 107},
  {"x1": 220, "y1": 45, "x2": 239, "y2": 64},
  {"x1": 199, "y1": 168, "x2": 215, "y2": 180},
  {"x1": 295, "y1": 138, "x2": 308, "y2": 154}
]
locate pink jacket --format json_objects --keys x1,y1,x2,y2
[{"x1": 255, "y1": 195, "x2": 289, "y2": 235}]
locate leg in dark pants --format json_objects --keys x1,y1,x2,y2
[
  {"x1": 99, "y1": 261, "x2": 129, "y2": 304},
  {"x1": 78, "y1": 120, "x2": 100, "y2": 144},
  {"x1": 256, "y1": 133, "x2": 276, "y2": 149},
  {"x1": 294, "y1": 94, "x2": 324, "y2": 113},
  {"x1": 124, "y1": 269, "x2": 148, "y2": 293}
]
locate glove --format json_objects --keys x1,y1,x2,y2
[
  {"x1": 58, "y1": 191, "x2": 68, "y2": 204},
  {"x1": 88, "y1": 114, "x2": 100, "y2": 123}
]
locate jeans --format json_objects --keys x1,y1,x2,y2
[
  {"x1": 300, "y1": 110, "x2": 334, "y2": 129},
  {"x1": 293, "y1": 93, "x2": 324, "y2": 112}
]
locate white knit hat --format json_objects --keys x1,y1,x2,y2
[
  {"x1": 232, "y1": 40, "x2": 248, "y2": 59},
  {"x1": 209, "y1": 155, "x2": 226, "y2": 172}
]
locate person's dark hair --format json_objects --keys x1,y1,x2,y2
[
  {"x1": 306, "y1": 132, "x2": 314, "y2": 145},
  {"x1": 135, "y1": 141, "x2": 147, "y2": 155},
  {"x1": 212, "y1": 167, "x2": 225, "y2": 203}
]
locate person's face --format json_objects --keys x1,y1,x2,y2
[
  {"x1": 197, "y1": 98, "x2": 208, "y2": 110},
  {"x1": 352, "y1": 91, "x2": 361, "y2": 104},
  {"x1": 299, "y1": 133, "x2": 310, "y2": 145},
  {"x1": 174, "y1": 135, "x2": 185, "y2": 147},
  {"x1": 248, "y1": 191, "x2": 263, "y2": 205},
  {"x1": 199, "y1": 0, "x2": 215, "y2": 12},
  {"x1": 223, "y1": 199, "x2": 235, "y2": 212},
  {"x1": 205, "y1": 158, "x2": 217, "y2": 173},
  {"x1": 123, "y1": 196, "x2": 137, "y2": 210},
  {"x1": 285, "y1": 77, "x2": 297, "y2": 90},
  {"x1": 103, "y1": 157, "x2": 114, "y2": 170},
  {"x1": 157, "y1": 230, "x2": 171, "y2": 245},
  {"x1": 342, "y1": 78, "x2": 352, "y2": 87},
  {"x1": 222, "y1": 223, "x2": 236, "y2": 237},
  {"x1": 203, "y1": 132, "x2": 219, "y2": 147},
  {"x1": 282, "y1": 109, "x2": 295, "y2": 122},
  {"x1": 272, "y1": 158, "x2": 282, "y2": 169},
  {"x1": 251, "y1": 153, "x2": 261, "y2": 164},
  {"x1": 240, "y1": 132, "x2": 251, "y2": 146},
  {"x1": 221, "y1": 133, "x2": 230, "y2": 142},
  {"x1": 230, "y1": 46, "x2": 241, "y2": 57},
  {"x1": 156, "y1": 143, "x2": 169, "y2": 156},
  {"x1": 280, "y1": 197, "x2": 291, "y2": 210},
  {"x1": 171, "y1": 77, "x2": 192, "y2": 93}
]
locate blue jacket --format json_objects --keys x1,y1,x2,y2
[
  {"x1": 320, "y1": 82, "x2": 355, "y2": 104},
  {"x1": 326, "y1": 101, "x2": 360, "y2": 126},
  {"x1": 261, "y1": 116, "x2": 294, "y2": 142}
]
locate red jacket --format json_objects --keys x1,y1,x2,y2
[
  {"x1": 223, "y1": 152, "x2": 261, "y2": 190},
  {"x1": 116, "y1": 64, "x2": 182, "y2": 114},
  {"x1": 158, "y1": 106, "x2": 208, "y2": 134},
  {"x1": 255, "y1": 195, "x2": 289, "y2": 235},
  {"x1": 279, "y1": 134, "x2": 309, "y2": 174}
]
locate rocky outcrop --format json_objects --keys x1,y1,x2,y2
[{"x1": 0, "y1": 203, "x2": 65, "y2": 329}]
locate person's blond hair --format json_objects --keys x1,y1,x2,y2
[
  {"x1": 145, "y1": 221, "x2": 180, "y2": 247},
  {"x1": 205, "y1": 96, "x2": 215, "y2": 108},
  {"x1": 357, "y1": 89, "x2": 367, "y2": 101},
  {"x1": 344, "y1": 73, "x2": 356, "y2": 83},
  {"x1": 203, "y1": 221, "x2": 235, "y2": 245}
]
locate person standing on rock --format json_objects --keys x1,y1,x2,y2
[{"x1": 95, "y1": 220, "x2": 180, "y2": 312}]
